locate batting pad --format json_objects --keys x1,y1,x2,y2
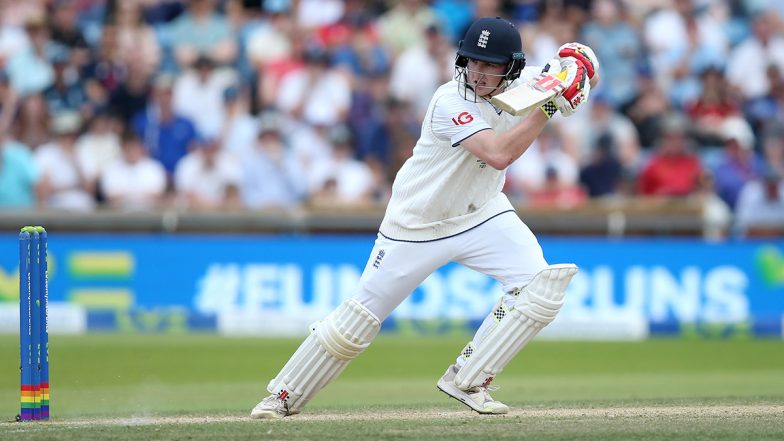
[
  {"x1": 454, "y1": 264, "x2": 578, "y2": 390},
  {"x1": 266, "y1": 299, "x2": 380, "y2": 412}
]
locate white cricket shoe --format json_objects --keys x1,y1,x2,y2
[
  {"x1": 250, "y1": 393, "x2": 297, "y2": 419},
  {"x1": 436, "y1": 364, "x2": 509, "y2": 414}
]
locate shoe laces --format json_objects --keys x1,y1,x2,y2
[{"x1": 467, "y1": 384, "x2": 500, "y2": 402}]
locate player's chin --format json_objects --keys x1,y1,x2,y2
[{"x1": 474, "y1": 85, "x2": 496, "y2": 97}]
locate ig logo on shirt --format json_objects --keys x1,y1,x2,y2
[{"x1": 452, "y1": 112, "x2": 474, "y2": 126}]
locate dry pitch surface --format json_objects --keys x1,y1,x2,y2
[
  {"x1": 11, "y1": 403, "x2": 784, "y2": 425},
  {"x1": 3, "y1": 403, "x2": 784, "y2": 441}
]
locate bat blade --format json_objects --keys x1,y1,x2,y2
[{"x1": 491, "y1": 73, "x2": 566, "y2": 115}]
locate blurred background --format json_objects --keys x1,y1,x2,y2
[{"x1": 0, "y1": 0, "x2": 782, "y2": 339}]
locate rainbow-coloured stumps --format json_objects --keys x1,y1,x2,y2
[{"x1": 19, "y1": 226, "x2": 49, "y2": 422}]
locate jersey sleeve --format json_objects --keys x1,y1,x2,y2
[
  {"x1": 431, "y1": 93, "x2": 491, "y2": 147},
  {"x1": 518, "y1": 64, "x2": 545, "y2": 83}
]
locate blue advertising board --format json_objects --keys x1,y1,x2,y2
[{"x1": 0, "y1": 233, "x2": 782, "y2": 338}]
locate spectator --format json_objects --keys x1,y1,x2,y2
[
  {"x1": 364, "y1": 155, "x2": 392, "y2": 203},
  {"x1": 685, "y1": 66, "x2": 741, "y2": 148},
  {"x1": 34, "y1": 111, "x2": 96, "y2": 211},
  {"x1": 0, "y1": 0, "x2": 781, "y2": 217},
  {"x1": 132, "y1": 74, "x2": 198, "y2": 176},
  {"x1": 0, "y1": 3, "x2": 32, "y2": 64},
  {"x1": 75, "y1": 109, "x2": 122, "y2": 196},
  {"x1": 249, "y1": 10, "x2": 303, "y2": 109},
  {"x1": 6, "y1": 16, "x2": 55, "y2": 96},
  {"x1": 0, "y1": 139, "x2": 39, "y2": 208},
  {"x1": 638, "y1": 115, "x2": 703, "y2": 197},
  {"x1": 560, "y1": 93, "x2": 641, "y2": 170},
  {"x1": 82, "y1": 22, "x2": 125, "y2": 98},
  {"x1": 48, "y1": 0, "x2": 90, "y2": 67},
  {"x1": 282, "y1": 120, "x2": 331, "y2": 182},
  {"x1": 388, "y1": 24, "x2": 453, "y2": 119},
  {"x1": 390, "y1": 118, "x2": 420, "y2": 177},
  {"x1": 310, "y1": 126, "x2": 375, "y2": 205},
  {"x1": 581, "y1": 0, "x2": 643, "y2": 109},
  {"x1": 220, "y1": 85, "x2": 257, "y2": 155},
  {"x1": 0, "y1": 69, "x2": 16, "y2": 135},
  {"x1": 761, "y1": 125, "x2": 784, "y2": 178},
  {"x1": 643, "y1": 0, "x2": 727, "y2": 97},
  {"x1": 172, "y1": 55, "x2": 237, "y2": 139},
  {"x1": 226, "y1": 0, "x2": 265, "y2": 83},
  {"x1": 112, "y1": 0, "x2": 161, "y2": 77},
  {"x1": 100, "y1": 129, "x2": 167, "y2": 210},
  {"x1": 0, "y1": 1, "x2": 45, "y2": 30},
  {"x1": 349, "y1": 77, "x2": 395, "y2": 166},
  {"x1": 713, "y1": 117, "x2": 765, "y2": 209},
  {"x1": 471, "y1": 0, "x2": 504, "y2": 23},
  {"x1": 726, "y1": 12, "x2": 784, "y2": 101},
  {"x1": 276, "y1": 45, "x2": 351, "y2": 126},
  {"x1": 579, "y1": 133, "x2": 623, "y2": 198},
  {"x1": 377, "y1": 0, "x2": 439, "y2": 57},
  {"x1": 735, "y1": 167, "x2": 784, "y2": 237},
  {"x1": 174, "y1": 136, "x2": 242, "y2": 210},
  {"x1": 168, "y1": 0, "x2": 237, "y2": 68},
  {"x1": 73, "y1": 0, "x2": 107, "y2": 47},
  {"x1": 43, "y1": 48, "x2": 91, "y2": 118},
  {"x1": 240, "y1": 114, "x2": 306, "y2": 209},
  {"x1": 431, "y1": 0, "x2": 474, "y2": 44},
  {"x1": 330, "y1": 11, "x2": 391, "y2": 80},
  {"x1": 244, "y1": 8, "x2": 295, "y2": 72},
  {"x1": 528, "y1": 166, "x2": 587, "y2": 208},
  {"x1": 297, "y1": 0, "x2": 344, "y2": 30},
  {"x1": 746, "y1": 64, "x2": 784, "y2": 134},
  {"x1": 315, "y1": 0, "x2": 371, "y2": 50},
  {"x1": 108, "y1": 62, "x2": 151, "y2": 124},
  {"x1": 625, "y1": 71, "x2": 671, "y2": 148},
  {"x1": 522, "y1": 3, "x2": 576, "y2": 67},
  {"x1": 140, "y1": 0, "x2": 185, "y2": 25},
  {"x1": 507, "y1": 125, "x2": 580, "y2": 202},
  {"x1": 13, "y1": 93, "x2": 51, "y2": 150}
]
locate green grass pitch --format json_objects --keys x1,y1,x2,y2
[{"x1": 1, "y1": 335, "x2": 783, "y2": 440}]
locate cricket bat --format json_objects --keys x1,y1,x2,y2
[{"x1": 490, "y1": 71, "x2": 567, "y2": 116}]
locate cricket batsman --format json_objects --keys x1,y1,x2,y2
[{"x1": 251, "y1": 16, "x2": 599, "y2": 418}]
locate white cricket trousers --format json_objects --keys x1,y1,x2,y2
[{"x1": 354, "y1": 211, "x2": 548, "y2": 349}]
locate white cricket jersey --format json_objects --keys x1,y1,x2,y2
[{"x1": 379, "y1": 67, "x2": 541, "y2": 242}]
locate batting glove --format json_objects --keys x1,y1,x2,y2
[
  {"x1": 558, "y1": 42, "x2": 599, "y2": 80},
  {"x1": 540, "y1": 58, "x2": 590, "y2": 117}
]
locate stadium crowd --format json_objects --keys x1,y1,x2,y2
[{"x1": 0, "y1": 0, "x2": 783, "y2": 236}]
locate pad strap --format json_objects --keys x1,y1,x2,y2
[{"x1": 454, "y1": 264, "x2": 578, "y2": 389}]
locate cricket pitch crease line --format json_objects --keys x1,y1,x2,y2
[{"x1": 5, "y1": 405, "x2": 784, "y2": 427}]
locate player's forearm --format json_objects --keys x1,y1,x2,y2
[{"x1": 466, "y1": 109, "x2": 549, "y2": 170}]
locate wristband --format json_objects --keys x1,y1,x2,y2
[{"x1": 540, "y1": 100, "x2": 557, "y2": 119}]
